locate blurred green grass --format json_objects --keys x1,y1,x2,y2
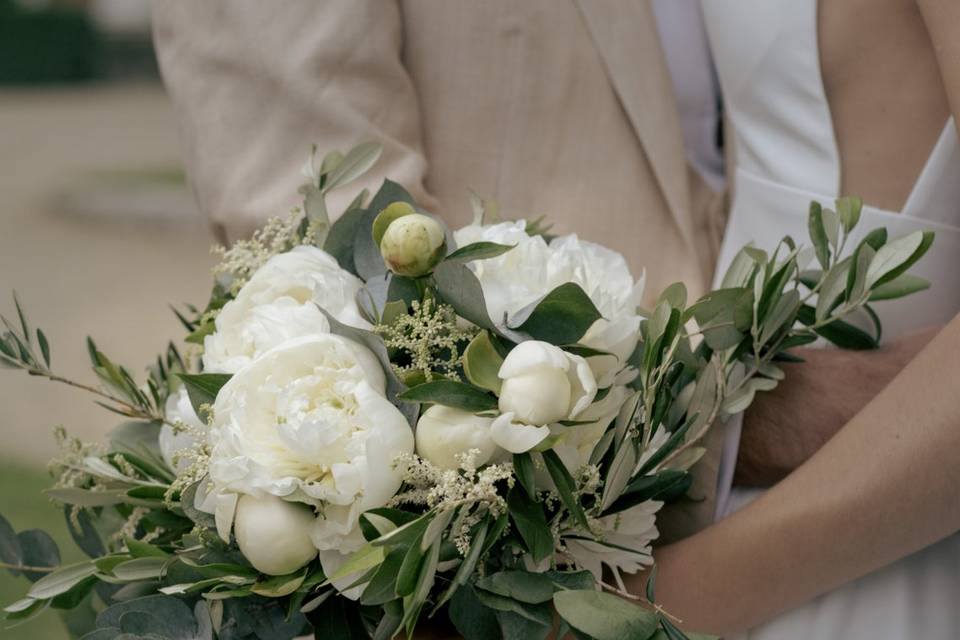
[{"x1": 0, "y1": 460, "x2": 82, "y2": 639}]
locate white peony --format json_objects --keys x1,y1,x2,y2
[
  {"x1": 415, "y1": 405, "x2": 498, "y2": 470},
  {"x1": 453, "y1": 221, "x2": 644, "y2": 387},
  {"x1": 203, "y1": 334, "x2": 414, "y2": 571},
  {"x1": 491, "y1": 341, "x2": 597, "y2": 454},
  {"x1": 159, "y1": 386, "x2": 207, "y2": 473},
  {"x1": 203, "y1": 245, "x2": 370, "y2": 374}
]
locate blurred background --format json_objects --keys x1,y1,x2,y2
[{"x1": 0, "y1": 1, "x2": 214, "y2": 636}]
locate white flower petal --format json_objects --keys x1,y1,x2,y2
[
  {"x1": 565, "y1": 353, "x2": 598, "y2": 419},
  {"x1": 497, "y1": 340, "x2": 570, "y2": 379},
  {"x1": 490, "y1": 412, "x2": 550, "y2": 453}
]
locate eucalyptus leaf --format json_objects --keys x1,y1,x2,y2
[
  {"x1": 18, "y1": 528, "x2": 61, "y2": 582},
  {"x1": 0, "y1": 512, "x2": 24, "y2": 572},
  {"x1": 509, "y1": 283, "x2": 602, "y2": 346},
  {"x1": 553, "y1": 589, "x2": 660, "y2": 640},
  {"x1": 476, "y1": 571, "x2": 557, "y2": 604},
  {"x1": 397, "y1": 380, "x2": 498, "y2": 412},
  {"x1": 433, "y1": 260, "x2": 497, "y2": 332},
  {"x1": 450, "y1": 584, "x2": 502, "y2": 640}
]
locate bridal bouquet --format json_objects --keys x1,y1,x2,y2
[{"x1": 0, "y1": 143, "x2": 934, "y2": 640}]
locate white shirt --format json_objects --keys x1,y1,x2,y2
[{"x1": 652, "y1": 0, "x2": 725, "y2": 191}]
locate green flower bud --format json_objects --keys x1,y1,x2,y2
[{"x1": 378, "y1": 211, "x2": 447, "y2": 277}]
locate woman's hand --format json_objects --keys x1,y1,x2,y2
[
  {"x1": 735, "y1": 326, "x2": 939, "y2": 485},
  {"x1": 628, "y1": 315, "x2": 960, "y2": 635}
]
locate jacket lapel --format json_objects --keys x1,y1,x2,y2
[{"x1": 573, "y1": 0, "x2": 694, "y2": 248}]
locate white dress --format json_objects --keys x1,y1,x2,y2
[{"x1": 702, "y1": 0, "x2": 960, "y2": 637}]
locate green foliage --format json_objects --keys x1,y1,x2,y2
[
  {"x1": 397, "y1": 379, "x2": 498, "y2": 412},
  {"x1": 445, "y1": 241, "x2": 516, "y2": 264},
  {"x1": 176, "y1": 372, "x2": 232, "y2": 420},
  {"x1": 509, "y1": 283, "x2": 603, "y2": 346},
  {"x1": 553, "y1": 589, "x2": 660, "y2": 640}
]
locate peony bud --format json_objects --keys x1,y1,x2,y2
[
  {"x1": 497, "y1": 341, "x2": 598, "y2": 425},
  {"x1": 491, "y1": 341, "x2": 598, "y2": 454},
  {"x1": 234, "y1": 494, "x2": 318, "y2": 576},
  {"x1": 378, "y1": 210, "x2": 446, "y2": 277},
  {"x1": 415, "y1": 405, "x2": 497, "y2": 470}
]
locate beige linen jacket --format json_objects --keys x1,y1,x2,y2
[{"x1": 153, "y1": 0, "x2": 727, "y2": 541}]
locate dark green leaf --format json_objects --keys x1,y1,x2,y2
[
  {"x1": 497, "y1": 609, "x2": 552, "y2": 640},
  {"x1": 177, "y1": 373, "x2": 232, "y2": 419},
  {"x1": 545, "y1": 570, "x2": 595, "y2": 592},
  {"x1": 646, "y1": 565, "x2": 658, "y2": 603},
  {"x1": 476, "y1": 571, "x2": 556, "y2": 604},
  {"x1": 510, "y1": 283, "x2": 603, "y2": 346},
  {"x1": 604, "y1": 470, "x2": 692, "y2": 515},
  {"x1": 507, "y1": 488, "x2": 554, "y2": 563},
  {"x1": 65, "y1": 507, "x2": 105, "y2": 559},
  {"x1": 0, "y1": 512, "x2": 23, "y2": 574},
  {"x1": 36, "y1": 329, "x2": 50, "y2": 367},
  {"x1": 435, "y1": 518, "x2": 491, "y2": 609},
  {"x1": 541, "y1": 450, "x2": 590, "y2": 531},
  {"x1": 446, "y1": 241, "x2": 516, "y2": 263},
  {"x1": 450, "y1": 584, "x2": 502, "y2": 640},
  {"x1": 18, "y1": 529, "x2": 61, "y2": 582},
  {"x1": 433, "y1": 260, "x2": 497, "y2": 331},
  {"x1": 323, "y1": 206, "x2": 367, "y2": 275},
  {"x1": 359, "y1": 507, "x2": 421, "y2": 542},
  {"x1": 513, "y1": 452, "x2": 537, "y2": 499},
  {"x1": 360, "y1": 548, "x2": 404, "y2": 606},
  {"x1": 95, "y1": 594, "x2": 203, "y2": 639},
  {"x1": 807, "y1": 201, "x2": 831, "y2": 269},
  {"x1": 798, "y1": 306, "x2": 877, "y2": 350},
  {"x1": 369, "y1": 511, "x2": 432, "y2": 548},
  {"x1": 474, "y1": 589, "x2": 553, "y2": 626},
  {"x1": 554, "y1": 589, "x2": 660, "y2": 640},
  {"x1": 397, "y1": 380, "x2": 498, "y2": 412},
  {"x1": 251, "y1": 569, "x2": 307, "y2": 597},
  {"x1": 395, "y1": 529, "x2": 427, "y2": 597}
]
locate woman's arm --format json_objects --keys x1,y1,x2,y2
[{"x1": 632, "y1": 313, "x2": 960, "y2": 635}]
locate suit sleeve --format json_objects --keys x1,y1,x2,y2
[{"x1": 152, "y1": 0, "x2": 435, "y2": 243}]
